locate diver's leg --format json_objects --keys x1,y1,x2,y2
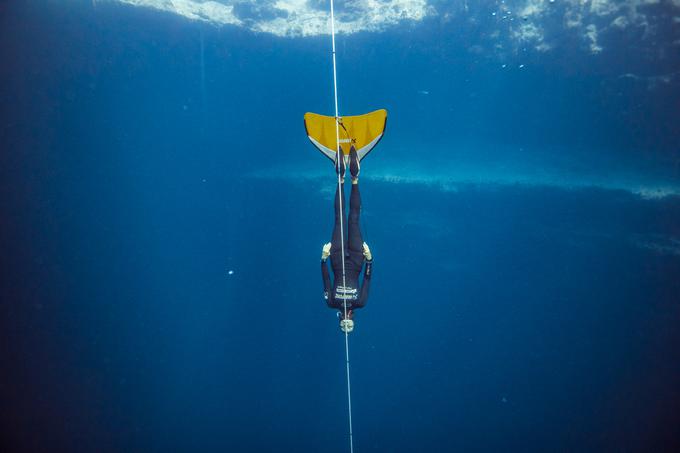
[
  {"x1": 347, "y1": 182, "x2": 364, "y2": 254},
  {"x1": 330, "y1": 183, "x2": 346, "y2": 254}
]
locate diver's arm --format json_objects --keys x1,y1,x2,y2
[
  {"x1": 321, "y1": 259, "x2": 335, "y2": 308},
  {"x1": 355, "y1": 259, "x2": 372, "y2": 308}
]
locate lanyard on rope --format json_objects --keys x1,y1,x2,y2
[{"x1": 330, "y1": 1, "x2": 354, "y2": 452}]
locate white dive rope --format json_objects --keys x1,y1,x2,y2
[{"x1": 330, "y1": 1, "x2": 354, "y2": 452}]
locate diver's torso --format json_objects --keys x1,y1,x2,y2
[{"x1": 330, "y1": 251, "x2": 363, "y2": 304}]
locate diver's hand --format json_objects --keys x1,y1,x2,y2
[
  {"x1": 321, "y1": 242, "x2": 332, "y2": 261},
  {"x1": 362, "y1": 242, "x2": 372, "y2": 261}
]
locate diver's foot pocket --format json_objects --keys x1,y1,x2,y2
[
  {"x1": 335, "y1": 150, "x2": 346, "y2": 179},
  {"x1": 349, "y1": 147, "x2": 360, "y2": 180}
]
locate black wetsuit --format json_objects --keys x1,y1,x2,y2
[{"x1": 321, "y1": 182, "x2": 373, "y2": 311}]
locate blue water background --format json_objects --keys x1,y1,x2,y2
[{"x1": 1, "y1": 1, "x2": 679, "y2": 452}]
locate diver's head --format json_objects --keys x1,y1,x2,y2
[
  {"x1": 339, "y1": 318, "x2": 354, "y2": 333},
  {"x1": 337, "y1": 309, "x2": 354, "y2": 333}
]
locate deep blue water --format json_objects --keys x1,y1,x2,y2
[{"x1": 1, "y1": 1, "x2": 679, "y2": 452}]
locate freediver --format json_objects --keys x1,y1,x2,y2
[{"x1": 321, "y1": 147, "x2": 373, "y2": 333}]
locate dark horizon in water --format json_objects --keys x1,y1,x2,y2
[{"x1": 1, "y1": 1, "x2": 679, "y2": 452}]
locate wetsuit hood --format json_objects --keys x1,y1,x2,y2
[{"x1": 339, "y1": 319, "x2": 354, "y2": 333}]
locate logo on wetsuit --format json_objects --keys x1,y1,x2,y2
[{"x1": 334, "y1": 285, "x2": 358, "y2": 301}]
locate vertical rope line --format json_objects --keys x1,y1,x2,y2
[{"x1": 330, "y1": 1, "x2": 354, "y2": 452}]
